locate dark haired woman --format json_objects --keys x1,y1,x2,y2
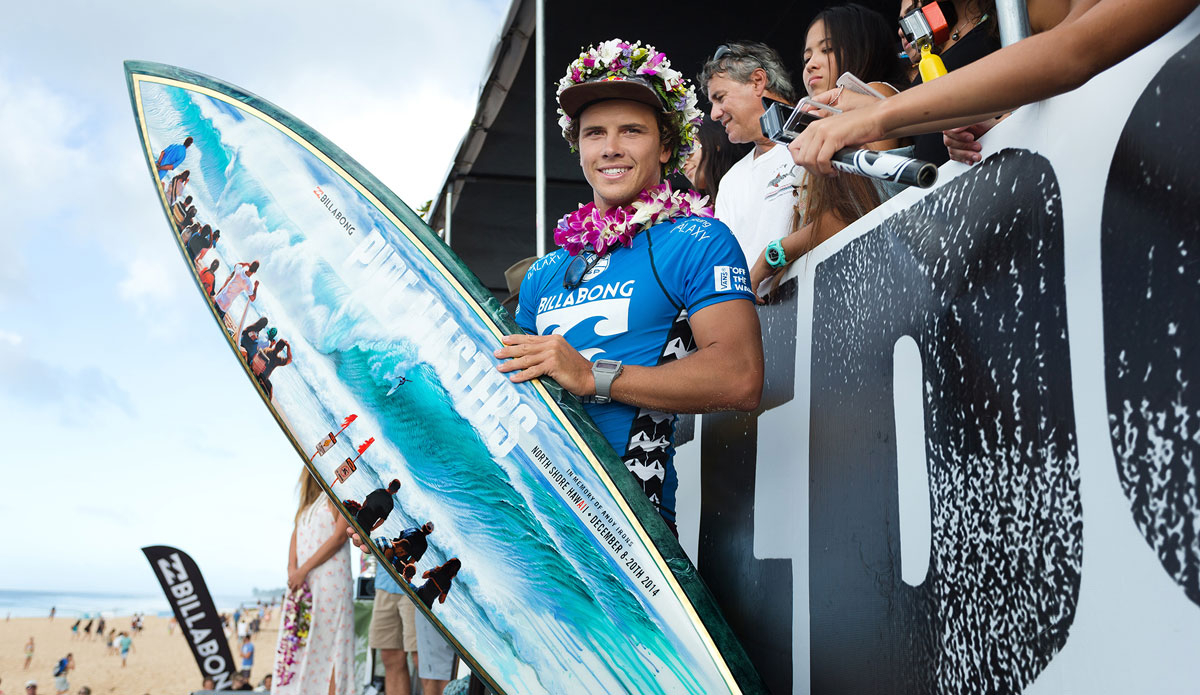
[
  {"x1": 416, "y1": 558, "x2": 462, "y2": 609},
  {"x1": 898, "y1": 0, "x2": 1000, "y2": 164},
  {"x1": 681, "y1": 119, "x2": 751, "y2": 204},
  {"x1": 166, "y1": 169, "x2": 190, "y2": 206},
  {"x1": 749, "y1": 3, "x2": 905, "y2": 293}
]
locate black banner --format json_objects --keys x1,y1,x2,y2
[{"x1": 142, "y1": 545, "x2": 236, "y2": 689}]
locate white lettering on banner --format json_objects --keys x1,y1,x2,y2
[
  {"x1": 169, "y1": 580, "x2": 194, "y2": 599},
  {"x1": 343, "y1": 230, "x2": 542, "y2": 457},
  {"x1": 189, "y1": 628, "x2": 211, "y2": 643},
  {"x1": 198, "y1": 639, "x2": 219, "y2": 657}
]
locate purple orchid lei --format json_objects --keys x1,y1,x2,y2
[
  {"x1": 273, "y1": 582, "x2": 312, "y2": 687},
  {"x1": 554, "y1": 182, "x2": 713, "y2": 256},
  {"x1": 557, "y1": 38, "x2": 703, "y2": 176}
]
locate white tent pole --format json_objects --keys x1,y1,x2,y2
[
  {"x1": 534, "y1": 0, "x2": 547, "y2": 258},
  {"x1": 995, "y1": 0, "x2": 1032, "y2": 46},
  {"x1": 445, "y1": 187, "x2": 453, "y2": 248}
]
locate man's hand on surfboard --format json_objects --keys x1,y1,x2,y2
[{"x1": 495, "y1": 334, "x2": 595, "y2": 396}]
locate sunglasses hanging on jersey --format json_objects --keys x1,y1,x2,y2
[{"x1": 563, "y1": 249, "x2": 606, "y2": 290}]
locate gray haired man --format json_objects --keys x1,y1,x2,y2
[{"x1": 698, "y1": 42, "x2": 799, "y2": 268}]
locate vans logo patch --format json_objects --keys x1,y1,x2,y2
[{"x1": 713, "y1": 265, "x2": 750, "y2": 293}]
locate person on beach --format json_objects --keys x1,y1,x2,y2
[
  {"x1": 52, "y1": 654, "x2": 72, "y2": 694},
  {"x1": 81, "y1": 617, "x2": 92, "y2": 640},
  {"x1": 230, "y1": 673, "x2": 253, "y2": 691},
  {"x1": 201, "y1": 677, "x2": 216, "y2": 691},
  {"x1": 271, "y1": 468, "x2": 354, "y2": 694},
  {"x1": 380, "y1": 522, "x2": 434, "y2": 569},
  {"x1": 369, "y1": 538, "x2": 418, "y2": 695},
  {"x1": 156, "y1": 136, "x2": 192, "y2": 180},
  {"x1": 105, "y1": 630, "x2": 116, "y2": 656},
  {"x1": 198, "y1": 260, "x2": 219, "y2": 296},
  {"x1": 25, "y1": 680, "x2": 37, "y2": 695},
  {"x1": 166, "y1": 169, "x2": 190, "y2": 205},
  {"x1": 179, "y1": 206, "x2": 198, "y2": 230},
  {"x1": 24, "y1": 637, "x2": 34, "y2": 670},
  {"x1": 94, "y1": 617, "x2": 104, "y2": 641},
  {"x1": 240, "y1": 634, "x2": 255, "y2": 679},
  {"x1": 189, "y1": 227, "x2": 219, "y2": 264},
  {"x1": 351, "y1": 479, "x2": 402, "y2": 533},
  {"x1": 213, "y1": 261, "x2": 261, "y2": 323},
  {"x1": 240, "y1": 317, "x2": 269, "y2": 361},
  {"x1": 117, "y1": 633, "x2": 132, "y2": 667},
  {"x1": 253, "y1": 327, "x2": 278, "y2": 371},
  {"x1": 68, "y1": 620, "x2": 79, "y2": 640},
  {"x1": 173, "y1": 195, "x2": 193, "y2": 224},
  {"x1": 254, "y1": 336, "x2": 294, "y2": 396},
  {"x1": 413, "y1": 608, "x2": 457, "y2": 695},
  {"x1": 49, "y1": 607, "x2": 55, "y2": 621},
  {"x1": 415, "y1": 558, "x2": 461, "y2": 609}
]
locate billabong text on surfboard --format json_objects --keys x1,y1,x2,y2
[{"x1": 313, "y1": 185, "x2": 357, "y2": 236}]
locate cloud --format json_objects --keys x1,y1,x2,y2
[
  {"x1": 0, "y1": 339, "x2": 136, "y2": 423},
  {"x1": 0, "y1": 65, "x2": 182, "y2": 319}
]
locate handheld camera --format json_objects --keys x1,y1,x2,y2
[
  {"x1": 899, "y1": 1, "x2": 957, "y2": 81},
  {"x1": 757, "y1": 99, "x2": 938, "y2": 189}
]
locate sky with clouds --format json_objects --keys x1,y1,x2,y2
[{"x1": 0, "y1": 0, "x2": 509, "y2": 601}]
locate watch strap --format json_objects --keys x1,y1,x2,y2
[{"x1": 588, "y1": 360, "x2": 623, "y2": 404}]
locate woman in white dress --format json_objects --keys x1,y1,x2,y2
[{"x1": 273, "y1": 469, "x2": 355, "y2": 695}]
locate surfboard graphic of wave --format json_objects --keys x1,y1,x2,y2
[{"x1": 135, "y1": 78, "x2": 738, "y2": 695}]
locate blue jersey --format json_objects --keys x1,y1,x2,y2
[{"x1": 516, "y1": 215, "x2": 753, "y2": 521}]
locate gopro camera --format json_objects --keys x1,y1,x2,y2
[
  {"x1": 759, "y1": 98, "x2": 821, "y2": 145},
  {"x1": 899, "y1": 1, "x2": 957, "y2": 49}
]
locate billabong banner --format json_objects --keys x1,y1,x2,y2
[{"x1": 142, "y1": 545, "x2": 236, "y2": 689}]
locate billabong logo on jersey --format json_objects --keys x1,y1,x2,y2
[
  {"x1": 582, "y1": 254, "x2": 610, "y2": 281},
  {"x1": 536, "y1": 298, "x2": 631, "y2": 360}
]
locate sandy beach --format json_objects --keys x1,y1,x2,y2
[{"x1": 0, "y1": 614, "x2": 279, "y2": 694}]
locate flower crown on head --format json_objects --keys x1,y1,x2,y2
[{"x1": 556, "y1": 38, "x2": 703, "y2": 177}]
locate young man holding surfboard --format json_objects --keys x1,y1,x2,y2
[{"x1": 496, "y1": 39, "x2": 765, "y2": 532}]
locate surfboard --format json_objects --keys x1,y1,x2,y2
[{"x1": 124, "y1": 61, "x2": 767, "y2": 695}]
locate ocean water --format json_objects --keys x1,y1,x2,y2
[
  {"x1": 135, "y1": 78, "x2": 729, "y2": 695},
  {"x1": 0, "y1": 588, "x2": 266, "y2": 619}
]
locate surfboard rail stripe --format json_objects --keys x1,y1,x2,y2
[{"x1": 125, "y1": 59, "x2": 767, "y2": 695}]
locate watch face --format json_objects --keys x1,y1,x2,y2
[{"x1": 594, "y1": 359, "x2": 620, "y2": 371}]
